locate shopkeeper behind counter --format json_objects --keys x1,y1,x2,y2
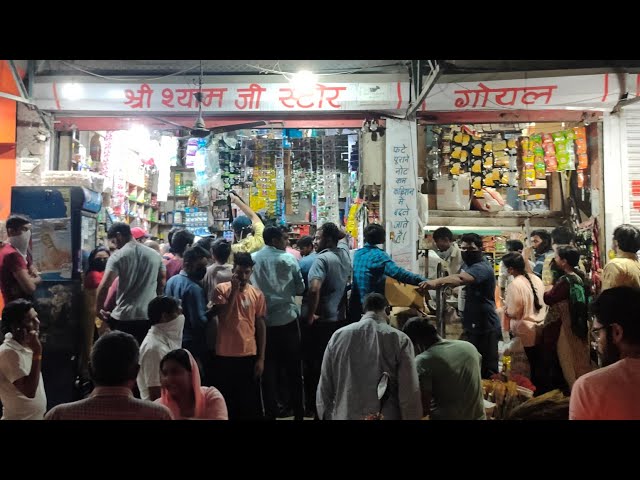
[{"x1": 229, "y1": 192, "x2": 264, "y2": 259}]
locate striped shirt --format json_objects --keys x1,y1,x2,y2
[{"x1": 44, "y1": 386, "x2": 172, "y2": 420}]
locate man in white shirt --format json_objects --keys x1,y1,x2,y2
[
  {"x1": 137, "y1": 296, "x2": 184, "y2": 401},
  {"x1": 0, "y1": 299, "x2": 46, "y2": 420},
  {"x1": 316, "y1": 293, "x2": 422, "y2": 420}
]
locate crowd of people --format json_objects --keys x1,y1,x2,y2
[{"x1": 1, "y1": 191, "x2": 640, "y2": 420}]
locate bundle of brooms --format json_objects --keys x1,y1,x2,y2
[{"x1": 505, "y1": 389, "x2": 569, "y2": 420}]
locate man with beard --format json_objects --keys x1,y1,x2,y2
[
  {"x1": 419, "y1": 233, "x2": 500, "y2": 378},
  {"x1": 569, "y1": 287, "x2": 640, "y2": 420},
  {"x1": 528, "y1": 229, "x2": 553, "y2": 279},
  {"x1": 165, "y1": 246, "x2": 211, "y2": 375},
  {"x1": 601, "y1": 224, "x2": 640, "y2": 291}
]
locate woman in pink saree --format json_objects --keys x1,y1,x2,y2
[{"x1": 156, "y1": 349, "x2": 228, "y2": 420}]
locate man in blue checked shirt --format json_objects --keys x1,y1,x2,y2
[{"x1": 352, "y1": 224, "x2": 427, "y2": 315}]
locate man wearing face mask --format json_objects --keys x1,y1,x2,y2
[
  {"x1": 570, "y1": 287, "x2": 640, "y2": 420},
  {"x1": 137, "y1": 296, "x2": 184, "y2": 401},
  {"x1": 0, "y1": 215, "x2": 41, "y2": 304},
  {"x1": 164, "y1": 246, "x2": 211, "y2": 377},
  {"x1": 419, "y1": 233, "x2": 501, "y2": 378}
]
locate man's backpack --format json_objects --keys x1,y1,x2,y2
[{"x1": 562, "y1": 272, "x2": 589, "y2": 340}]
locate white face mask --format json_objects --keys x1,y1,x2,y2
[
  {"x1": 153, "y1": 314, "x2": 185, "y2": 349},
  {"x1": 9, "y1": 230, "x2": 31, "y2": 257},
  {"x1": 435, "y1": 245, "x2": 453, "y2": 260}
]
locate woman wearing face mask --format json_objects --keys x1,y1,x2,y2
[
  {"x1": 79, "y1": 246, "x2": 111, "y2": 382},
  {"x1": 164, "y1": 246, "x2": 211, "y2": 379},
  {"x1": 156, "y1": 348, "x2": 227, "y2": 420},
  {"x1": 138, "y1": 296, "x2": 185, "y2": 401}
]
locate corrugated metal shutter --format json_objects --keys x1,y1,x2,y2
[{"x1": 627, "y1": 114, "x2": 640, "y2": 226}]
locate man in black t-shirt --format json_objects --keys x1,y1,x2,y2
[{"x1": 419, "y1": 233, "x2": 500, "y2": 378}]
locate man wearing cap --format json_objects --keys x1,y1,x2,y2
[
  {"x1": 229, "y1": 192, "x2": 264, "y2": 258},
  {"x1": 131, "y1": 227, "x2": 150, "y2": 243}
]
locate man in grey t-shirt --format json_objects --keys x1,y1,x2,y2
[
  {"x1": 403, "y1": 317, "x2": 486, "y2": 420},
  {"x1": 303, "y1": 222, "x2": 351, "y2": 418},
  {"x1": 96, "y1": 223, "x2": 165, "y2": 345}
]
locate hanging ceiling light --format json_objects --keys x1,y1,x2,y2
[{"x1": 290, "y1": 70, "x2": 317, "y2": 96}]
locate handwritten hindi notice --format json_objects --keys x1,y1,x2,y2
[{"x1": 385, "y1": 119, "x2": 418, "y2": 273}]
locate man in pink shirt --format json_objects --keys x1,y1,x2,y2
[
  {"x1": 45, "y1": 331, "x2": 172, "y2": 420},
  {"x1": 569, "y1": 287, "x2": 640, "y2": 420}
]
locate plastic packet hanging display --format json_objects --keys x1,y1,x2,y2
[
  {"x1": 564, "y1": 130, "x2": 577, "y2": 170},
  {"x1": 541, "y1": 135, "x2": 557, "y2": 172},
  {"x1": 534, "y1": 147, "x2": 546, "y2": 180},
  {"x1": 573, "y1": 126, "x2": 589, "y2": 171},
  {"x1": 577, "y1": 171, "x2": 586, "y2": 189}
]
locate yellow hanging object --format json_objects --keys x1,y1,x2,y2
[
  {"x1": 460, "y1": 150, "x2": 469, "y2": 162},
  {"x1": 471, "y1": 160, "x2": 482, "y2": 173},
  {"x1": 461, "y1": 134, "x2": 471, "y2": 146},
  {"x1": 453, "y1": 132, "x2": 464, "y2": 144},
  {"x1": 483, "y1": 156, "x2": 494, "y2": 169},
  {"x1": 451, "y1": 146, "x2": 462, "y2": 159},
  {"x1": 484, "y1": 142, "x2": 493, "y2": 153},
  {"x1": 472, "y1": 144, "x2": 482, "y2": 157},
  {"x1": 450, "y1": 163, "x2": 462, "y2": 175},
  {"x1": 346, "y1": 203, "x2": 360, "y2": 238},
  {"x1": 483, "y1": 174, "x2": 495, "y2": 187},
  {"x1": 507, "y1": 138, "x2": 517, "y2": 149},
  {"x1": 472, "y1": 176, "x2": 482, "y2": 190}
]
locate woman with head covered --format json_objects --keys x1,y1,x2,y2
[{"x1": 156, "y1": 348, "x2": 228, "y2": 420}]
